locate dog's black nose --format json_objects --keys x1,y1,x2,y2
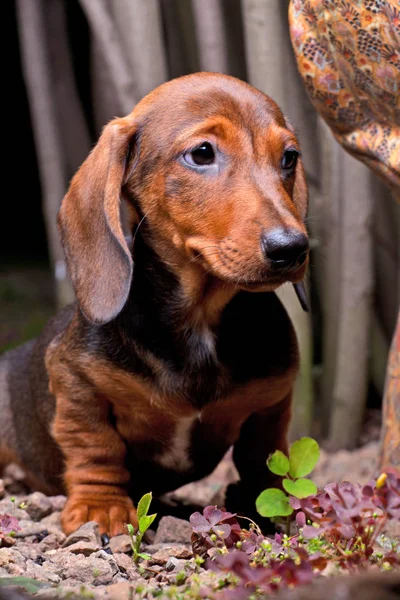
[{"x1": 261, "y1": 228, "x2": 309, "y2": 269}]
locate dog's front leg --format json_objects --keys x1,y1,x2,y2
[
  {"x1": 52, "y1": 390, "x2": 137, "y2": 536},
  {"x1": 225, "y1": 393, "x2": 292, "y2": 527}
]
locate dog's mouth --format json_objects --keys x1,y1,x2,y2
[
  {"x1": 186, "y1": 242, "x2": 310, "y2": 310},
  {"x1": 240, "y1": 279, "x2": 282, "y2": 290},
  {"x1": 185, "y1": 238, "x2": 308, "y2": 291},
  {"x1": 236, "y1": 265, "x2": 309, "y2": 311},
  {"x1": 238, "y1": 270, "x2": 305, "y2": 291},
  {"x1": 217, "y1": 256, "x2": 308, "y2": 290}
]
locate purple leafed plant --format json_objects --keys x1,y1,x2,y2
[
  {"x1": 190, "y1": 506, "x2": 241, "y2": 557},
  {"x1": 190, "y1": 473, "x2": 399, "y2": 597},
  {"x1": 0, "y1": 514, "x2": 21, "y2": 543},
  {"x1": 293, "y1": 474, "x2": 400, "y2": 568},
  {"x1": 207, "y1": 547, "x2": 326, "y2": 598}
]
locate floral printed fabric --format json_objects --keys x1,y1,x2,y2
[{"x1": 289, "y1": 0, "x2": 400, "y2": 190}]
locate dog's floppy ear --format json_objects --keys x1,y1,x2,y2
[{"x1": 58, "y1": 117, "x2": 137, "y2": 324}]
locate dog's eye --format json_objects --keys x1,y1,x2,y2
[
  {"x1": 185, "y1": 142, "x2": 215, "y2": 166},
  {"x1": 281, "y1": 149, "x2": 299, "y2": 170}
]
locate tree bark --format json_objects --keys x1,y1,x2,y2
[
  {"x1": 191, "y1": 0, "x2": 229, "y2": 73},
  {"x1": 16, "y1": 0, "x2": 74, "y2": 307},
  {"x1": 79, "y1": 0, "x2": 138, "y2": 115},
  {"x1": 242, "y1": 0, "x2": 289, "y2": 96},
  {"x1": 45, "y1": 0, "x2": 91, "y2": 176},
  {"x1": 160, "y1": 0, "x2": 199, "y2": 79},
  {"x1": 277, "y1": 284, "x2": 314, "y2": 440},
  {"x1": 370, "y1": 312, "x2": 390, "y2": 398},
  {"x1": 91, "y1": 39, "x2": 119, "y2": 135},
  {"x1": 221, "y1": 0, "x2": 247, "y2": 79},
  {"x1": 379, "y1": 312, "x2": 400, "y2": 473},
  {"x1": 319, "y1": 125, "x2": 343, "y2": 436},
  {"x1": 372, "y1": 179, "x2": 400, "y2": 341},
  {"x1": 111, "y1": 0, "x2": 167, "y2": 100},
  {"x1": 329, "y1": 155, "x2": 374, "y2": 449},
  {"x1": 379, "y1": 188, "x2": 400, "y2": 473}
]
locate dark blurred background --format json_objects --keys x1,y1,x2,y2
[{"x1": 2, "y1": 0, "x2": 399, "y2": 451}]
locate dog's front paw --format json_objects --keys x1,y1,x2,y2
[{"x1": 62, "y1": 492, "x2": 138, "y2": 537}]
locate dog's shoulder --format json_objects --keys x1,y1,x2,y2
[{"x1": 31, "y1": 303, "x2": 77, "y2": 390}]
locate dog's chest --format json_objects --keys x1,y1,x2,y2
[
  {"x1": 121, "y1": 399, "x2": 244, "y2": 493},
  {"x1": 184, "y1": 322, "x2": 217, "y2": 365},
  {"x1": 108, "y1": 361, "x2": 245, "y2": 482},
  {"x1": 153, "y1": 413, "x2": 200, "y2": 472},
  {"x1": 139, "y1": 320, "x2": 231, "y2": 408}
]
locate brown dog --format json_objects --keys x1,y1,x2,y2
[{"x1": 0, "y1": 73, "x2": 309, "y2": 536}]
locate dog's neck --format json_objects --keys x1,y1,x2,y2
[
  {"x1": 111, "y1": 232, "x2": 237, "y2": 369},
  {"x1": 134, "y1": 231, "x2": 236, "y2": 326},
  {"x1": 174, "y1": 263, "x2": 236, "y2": 328}
]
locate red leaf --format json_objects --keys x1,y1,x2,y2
[
  {"x1": 0, "y1": 514, "x2": 20, "y2": 534},
  {"x1": 296, "y1": 511, "x2": 306, "y2": 527}
]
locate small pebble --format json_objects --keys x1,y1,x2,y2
[{"x1": 35, "y1": 529, "x2": 49, "y2": 542}]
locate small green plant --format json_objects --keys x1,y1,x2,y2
[
  {"x1": 126, "y1": 492, "x2": 157, "y2": 564},
  {"x1": 0, "y1": 577, "x2": 48, "y2": 594},
  {"x1": 175, "y1": 571, "x2": 187, "y2": 585},
  {"x1": 256, "y1": 437, "x2": 320, "y2": 530}
]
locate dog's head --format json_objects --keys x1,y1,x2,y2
[{"x1": 59, "y1": 73, "x2": 309, "y2": 324}]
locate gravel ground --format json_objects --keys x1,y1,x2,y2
[{"x1": 0, "y1": 441, "x2": 397, "y2": 599}]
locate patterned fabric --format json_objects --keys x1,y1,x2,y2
[{"x1": 289, "y1": 0, "x2": 400, "y2": 189}]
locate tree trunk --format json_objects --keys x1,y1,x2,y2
[
  {"x1": 160, "y1": 0, "x2": 199, "y2": 79},
  {"x1": 221, "y1": 0, "x2": 247, "y2": 79},
  {"x1": 379, "y1": 188, "x2": 400, "y2": 473},
  {"x1": 91, "y1": 39, "x2": 119, "y2": 134},
  {"x1": 79, "y1": 0, "x2": 138, "y2": 116},
  {"x1": 191, "y1": 0, "x2": 229, "y2": 73},
  {"x1": 16, "y1": 0, "x2": 74, "y2": 307},
  {"x1": 370, "y1": 312, "x2": 390, "y2": 398},
  {"x1": 277, "y1": 284, "x2": 314, "y2": 440},
  {"x1": 319, "y1": 125, "x2": 343, "y2": 436},
  {"x1": 372, "y1": 179, "x2": 400, "y2": 341},
  {"x1": 329, "y1": 155, "x2": 374, "y2": 449},
  {"x1": 379, "y1": 312, "x2": 400, "y2": 473},
  {"x1": 111, "y1": 0, "x2": 167, "y2": 100},
  {"x1": 242, "y1": 0, "x2": 288, "y2": 95},
  {"x1": 45, "y1": 0, "x2": 91, "y2": 176}
]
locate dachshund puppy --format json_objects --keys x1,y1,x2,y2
[{"x1": 0, "y1": 73, "x2": 309, "y2": 536}]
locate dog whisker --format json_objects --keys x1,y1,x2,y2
[
  {"x1": 132, "y1": 212, "x2": 149, "y2": 248},
  {"x1": 188, "y1": 250, "x2": 222, "y2": 265}
]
